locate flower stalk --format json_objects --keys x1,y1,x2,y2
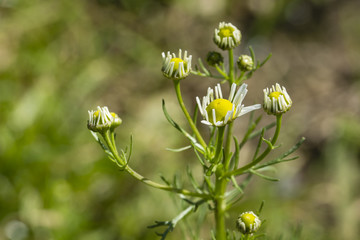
[
  {"x1": 223, "y1": 114, "x2": 283, "y2": 178},
  {"x1": 173, "y1": 79, "x2": 207, "y2": 150},
  {"x1": 100, "y1": 129, "x2": 211, "y2": 199}
]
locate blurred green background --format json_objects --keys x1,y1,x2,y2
[{"x1": 0, "y1": 0, "x2": 359, "y2": 239}]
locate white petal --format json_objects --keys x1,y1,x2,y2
[{"x1": 238, "y1": 104, "x2": 262, "y2": 116}]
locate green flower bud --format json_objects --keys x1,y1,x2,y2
[
  {"x1": 237, "y1": 55, "x2": 254, "y2": 71},
  {"x1": 236, "y1": 211, "x2": 261, "y2": 234},
  {"x1": 206, "y1": 51, "x2": 224, "y2": 67},
  {"x1": 87, "y1": 106, "x2": 122, "y2": 133}
]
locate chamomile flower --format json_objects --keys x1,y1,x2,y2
[
  {"x1": 196, "y1": 83, "x2": 261, "y2": 127},
  {"x1": 263, "y1": 83, "x2": 292, "y2": 115},
  {"x1": 87, "y1": 106, "x2": 122, "y2": 133},
  {"x1": 214, "y1": 22, "x2": 241, "y2": 50},
  {"x1": 236, "y1": 211, "x2": 261, "y2": 234},
  {"x1": 161, "y1": 49, "x2": 192, "y2": 80}
]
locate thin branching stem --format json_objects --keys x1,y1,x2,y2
[
  {"x1": 173, "y1": 80, "x2": 207, "y2": 150},
  {"x1": 223, "y1": 114, "x2": 283, "y2": 178}
]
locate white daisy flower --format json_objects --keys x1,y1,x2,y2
[
  {"x1": 214, "y1": 22, "x2": 241, "y2": 50},
  {"x1": 236, "y1": 211, "x2": 261, "y2": 234},
  {"x1": 161, "y1": 49, "x2": 192, "y2": 80},
  {"x1": 196, "y1": 83, "x2": 261, "y2": 127},
  {"x1": 263, "y1": 83, "x2": 292, "y2": 115},
  {"x1": 87, "y1": 106, "x2": 122, "y2": 132}
]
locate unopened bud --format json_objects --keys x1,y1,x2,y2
[
  {"x1": 236, "y1": 211, "x2": 261, "y2": 234},
  {"x1": 237, "y1": 55, "x2": 254, "y2": 71}
]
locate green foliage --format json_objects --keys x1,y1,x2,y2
[{"x1": 1, "y1": 0, "x2": 360, "y2": 239}]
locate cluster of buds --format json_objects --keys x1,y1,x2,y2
[{"x1": 87, "y1": 106, "x2": 122, "y2": 133}]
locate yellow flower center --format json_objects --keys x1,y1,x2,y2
[
  {"x1": 219, "y1": 27, "x2": 234, "y2": 38},
  {"x1": 268, "y1": 91, "x2": 283, "y2": 99},
  {"x1": 240, "y1": 213, "x2": 256, "y2": 226},
  {"x1": 206, "y1": 99, "x2": 234, "y2": 123},
  {"x1": 94, "y1": 110, "x2": 100, "y2": 118},
  {"x1": 170, "y1": 58, "x2": 186, "y2": 71}
]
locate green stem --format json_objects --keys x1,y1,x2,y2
[
  {"x1": 215, "y1": 64, "x2": 228, "y2": 79},
  {"x1": 173, "y1": 80, "x2": 207, "y2": 150},
  {"x1": 223, "y1": 114, "x2": 283, "y2": 178},
  {"x1": 214, "y1": 126, "x2": 225, "y2": 163},
  {"x1": 228, "y1": 49, "x2": 234, "y2": 84},
  {"x1": 213, "y1": 60, "x2": 236, "y2": 238},
  {"x1": 103, "y1": 131, "x2": 125, "y2": 165},
  {"x1": 214, "y1": 177, "x2": 227, "y2": 240},
  {"x1": 223, "y1": 122, "x2": 234, "y2": 170},
  {"x1": 124, "y1": 165, "x2": 210, "y2": 198},
  {"x1": 103, "y1": 131, "x2": 210, "y2": 199},
  {"x1": 213, "y1": 125, "x2": 228, "y2": 240}
]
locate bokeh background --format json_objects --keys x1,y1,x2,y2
[{"x1": 0, "y1": 0, "x2": 359, "y2": 239}]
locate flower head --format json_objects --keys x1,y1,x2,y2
[
  {"x1": 87, "y1": 106, "x2": 122, "y2": 133},
  {"x1": 214, "y1": 22, "x2": 241, "y2": 50},
  {"x1": 161, "y1": 49, "x2": 192, "y2": 80},
  {"x1": 237, "y1": 55, "x2": 254, "y2": 71},
  {"x1": 196, "y1": 83, "x2": 261, "y2": 127},
  {"x1": 263, "y1": 83, "x2": 292, "y2": 115},
  {"x1": 236, "y1": 211, "x2": 261, "y2": 234}
]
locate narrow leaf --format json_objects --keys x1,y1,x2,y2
[
  {"x1": 259, "y1": 53, "x2": 272, "y2": 67},
  {"x1": 162, "y1": 99, "x2": 204, "y2": 153},
  {"x1": 254, "y1": 137, "x2": 305, "y2": 170},
  {"x1": 250, "y1": 169, "x2": 279, "y2": 181},
  {"x1": 248, "y1": 122, "x2": 276, "y2": 140},
  {"x1": 166, "y1": 145, "x2": 192, "y2": 152},
  {"x1": 252, "y1": 128, "x2": 265, "y2": 160}
]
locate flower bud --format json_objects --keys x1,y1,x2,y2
[
  {"x1": 237, "y1": 55, "x2": 254, "y2": 71},
  {"x1": 87, "y1": 106, "x2": 122, "y2": 133},
  {"x1": 161, "y1": 49, "x2": 192, "y2": 80},
  {"x1": 263, "y1": 83, "x2": 292, "y2": 115},
  {"x1": 206, "y1": 51, "x2": 224, "y2": 66},
  {"x1": 213, "y1": 22, "x2": 241, "y2": 50},
  {"x1": 236, "y1": 211, "x2": 261, "y2": 234}
]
